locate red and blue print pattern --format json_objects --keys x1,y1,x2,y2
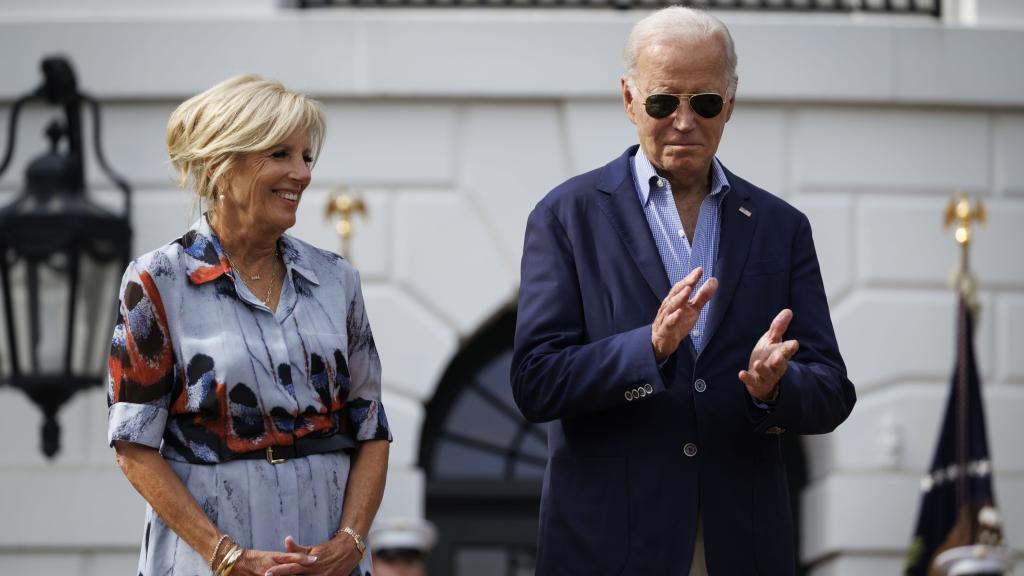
[{"x1": 107, "y1": 216, "x2": 391, "y2": 464}]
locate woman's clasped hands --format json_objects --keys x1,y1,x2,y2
[
  {"x1": 251, "y1": 535, "x2": 361, "y2": 576},
  {"x1": 218, "y1": 547, "x2": 315, "y2": 576}
]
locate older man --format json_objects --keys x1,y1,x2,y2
[{"x1": 511, "y1": 7, "x2": 856, "y2": 575}]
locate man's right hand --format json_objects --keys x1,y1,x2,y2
[{"x1": 651, "y1": 267, "x2": 718, "y2": 363}]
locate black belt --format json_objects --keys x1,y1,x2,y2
[{"x1": 233, "y1": 434, "x2": 356, "y2": 465}]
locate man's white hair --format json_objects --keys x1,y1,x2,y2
[{"x1": 624, "y1": 7, "x2": 739, "y2": 98}]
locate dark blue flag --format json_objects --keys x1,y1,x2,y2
[{"x1": 905, "y1": 297, "x2": 999, "y2": 575}]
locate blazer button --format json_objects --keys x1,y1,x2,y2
[
  {"x1": 683, "y1": 443, "x2": 698, "y2": 457},
  {"x1": 644, "y1": 383, "x2": 653, "y2": 394},
  {"x1": 625, "y1": 390, "x2": 634, "y2": 401},
  {"x1": 694, "y1": 379, "x2": 707, "y2": 393},
  {"x1": 638, "y1": 386, "x2": 647, "y2": 398}
]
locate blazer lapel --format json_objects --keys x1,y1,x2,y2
[
  {"x1": 702, "y1": 173, "x2": 755, "y2": 350},
  {"x1": 595, "y1": 148, "x2": 671, "y2": 301}
]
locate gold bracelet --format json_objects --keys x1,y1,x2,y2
[
  {"x1": 215, "y1": 544, "x2": 232, "y2": 576},
  {"x1": 208, "y1": 534, "x2": 229, "y2": 569},
  {"x1": 215, "y1": 544, "x2": 244, "y2": 576},
  {"x1": 218, "y1": 545, "x2": 243, "y2": 576},
  {"x1": 336, "y1": 526, "x2": 366, "y2": 559},
  {"x1": 213, "y1": 540, "x2": 234, "y2": 575},
  {"x1": 222, "y1": 546, "x2": 244, "y2": 576}
]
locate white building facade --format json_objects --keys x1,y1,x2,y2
[{"x1": 1, "y1": 1, "x2": 1023, "y2": 574}]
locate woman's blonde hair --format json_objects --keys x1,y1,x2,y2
[{"x1": 166, "y1": 74, "x2": 326, "y2": 208}]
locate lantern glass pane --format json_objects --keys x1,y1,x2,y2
[
  {"x1": 72, "y1": 255, "x2": 122, "y2": 378},
  {"x1": 2, "y1": 252, "x2": 71, "y2": 376}
]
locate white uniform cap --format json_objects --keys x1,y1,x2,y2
[
  {"x1": 934, "y1": 544, "x2": 1013, "y2": 575},
  {"x1": 368, "y1": 517, "x2": 439, "y2": 553}
]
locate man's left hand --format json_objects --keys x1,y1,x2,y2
[{"x1": 739, "y1": 309, "x2": 800, "y2": 403}]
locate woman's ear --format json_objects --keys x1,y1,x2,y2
[
  {"x1": 205, "y1": 158, "x2": 232, "y2": 200},
  {"x1": 204, "y1": 158, "x2": 220, "y2": 181}
]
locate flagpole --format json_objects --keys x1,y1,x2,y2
[
  {"x1": 943, "y1": 191, "x2": 985, "y2": 543},
  {"x1": 957, "y1": 285, "x2": 969, "y2": 540},
  {"x1": 907, "y1": 192, "x2": 1006, "y2": 575}
]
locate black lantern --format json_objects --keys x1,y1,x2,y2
[{"x1": 0, "y1": 57, "x2": 132, "y2": 458}]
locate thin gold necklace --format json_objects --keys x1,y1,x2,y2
[
  {"x1": 223, "y1": 248, "x2": 281, "y2": 306},
  {"x1": 222, "y1": 248, "x2": 277, "y2": 281},
  {"x1": 258, "y1": 262, "x2": 280, "y2": 307}
]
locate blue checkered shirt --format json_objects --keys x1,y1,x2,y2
[{"x1": 631, "y1": 149, "x2": 730, "y2": 353}]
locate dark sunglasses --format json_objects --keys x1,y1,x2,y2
[{"x1": 644, "y1": 92, "x2": 725, "y2": 120}]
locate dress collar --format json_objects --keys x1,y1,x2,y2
[{"x1": 179, "y1": 214, "x2": 320, "y2": 287}]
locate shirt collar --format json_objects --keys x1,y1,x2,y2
[
  {"x1": 180, "y1": 214, "x2": 320, "y2": 286},
  {"x1": 631, "y1": 148, "x2": 731, "y2": 206},
  {"x1": 279, "y1": 236, "x2": 321, "y2": 286}
]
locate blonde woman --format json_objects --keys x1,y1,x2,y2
[{"x1": 108, "y1": 74, "x2": 390, "y2": 576}]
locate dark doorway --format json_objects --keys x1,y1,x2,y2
[{"x1": 419, "y1": 305, "x2": 543, "y2": 576}]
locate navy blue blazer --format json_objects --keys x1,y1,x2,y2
[{"x1": 511, "y1": 146, "x2": 856, "y2": 576}]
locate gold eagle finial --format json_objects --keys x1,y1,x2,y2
[
  {"x1": 325, "y1": 186, "x2": 368, "y2": 262},
  {"x1": 943, "y1": 191, "x2": 986, "y2": 308}
]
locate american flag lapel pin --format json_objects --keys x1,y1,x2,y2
[{"x1": 739, "y1": 206, "x2": 752, "y2": 218}]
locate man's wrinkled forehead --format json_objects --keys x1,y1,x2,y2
[{"x1": 634, "y1": 38, "x2": 731, "y2": 87}]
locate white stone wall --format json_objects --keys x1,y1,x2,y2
[{"x1": 2, "y1": 4, "x2": 1024, "y2": 574}]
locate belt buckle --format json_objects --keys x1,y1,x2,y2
[{"x1": 266, "y1": 446, "x2": 287, "y2": 465}]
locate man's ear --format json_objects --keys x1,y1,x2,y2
[
  {"x1": 723, "y1": 94, "x2": 736, "y2": 124},
  {"x1": 622, "y1": 77, "x2": 639, "y2": 126}
]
